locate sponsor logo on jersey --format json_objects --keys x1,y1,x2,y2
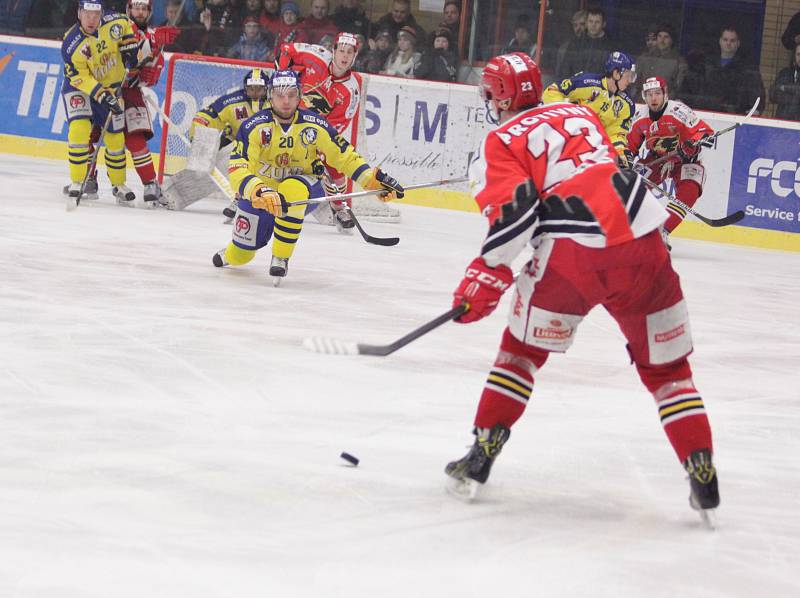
[
  {"x1": 109, "y1": 23, "x2": 123, "y2": 40},
  {"x1": 80, "y1": 44, "x2": 92, "y2": 59},
  {"x1": 192, "y1": 116, "x2": 210, "y2": 127},
  {"x1": 655, "y1": 323, "x2": 685, "y2": 343},
  {"x1": 235, "y1": 215, "x2": 251, "y2": 234},
  {"x1": 260, "y1": 128, "x2": 272, "y2": 146},
  {"x1": 234, "y1": 106, "x2": 247, "y2": 120},
  {"x1": 612, "y1": 98, "x2": 624, "y2": 117},
  {"x1": 69, "y1": 95, "x2": 86, "y2": 109},
  {"x1": 276, "y1": 152, "x2": 290, "y2": 167},
  {"x1": 299, "y1": 127, "x2": 317, "y2": 146},
  {"x1": 533, "y1": 321, "x2": 573, "y2": 340}
]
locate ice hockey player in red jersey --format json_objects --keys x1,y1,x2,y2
[
  {"x1": 274, "y1": 32, "x2": 364, "y2": 231},
  {"x1": 444, "y1": 53, "x2": 719, "y2": 519},
  {"x1": 627, "y1": 76, "x2": 714, "y2": 240}
]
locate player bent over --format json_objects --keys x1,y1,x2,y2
[
  {"x1": 445, "y1": 53, "x2": 719, "y2": 519},
  {"x1": 162, "y1": 68, "x2": 271, "y2": 212},
  {"x1": 212, "y1": 70, "x2": 403, "y2": 285},
  {"x1": 61, "y1": 0, "x2": 139, "y2": 207},
  {"x1": 542, "y1": 51, "x2": 637, "y2": 164},
  {"x1": 627, "y1": 76, "x2": 714, "y2": 245}
]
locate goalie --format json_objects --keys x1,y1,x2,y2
[
  {"x1": 212, "y1": 70, "x2": 404, "y2": 285},
  {"x1": 161, "y1": 67, "x2": 271, "y2": 211}
]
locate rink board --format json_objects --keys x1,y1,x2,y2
[{"x1": 1, "y1": 34, "x2": 797, "y2": 250}]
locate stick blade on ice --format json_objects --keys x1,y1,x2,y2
[{"x1": 303, "y1": 336, "x2": 361, "y2": 355}]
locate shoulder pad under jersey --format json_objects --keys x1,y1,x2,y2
[
  {"x1": 62, "y1": 25, "x2": 84, "y2": 55},
  {"x1": 570, "y1": 73, "x2": 603, "y2": 88},
  {"x1": 299, "y1": 109, "x2": 331, "y2": 127},
  {"x1": 219, "y1": 89, "x2": 248, "y2": 107}
]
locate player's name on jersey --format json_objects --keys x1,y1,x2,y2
[{"x1": 744, "y1": 204, "x2": 797, "y2": 222}]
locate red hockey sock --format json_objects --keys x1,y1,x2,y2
[
  {"x1": 474, "y1": 328, "x2": 549, "y2": 429},
  {"x1": 126, "y1": 132, "x2": 156, "y2": 184},
  {"x1": 664, "y1": 180, "x2": 701, "y2": 233},
  {"x1": 637, "y1": 361, "x2": 713, "y2": 463}
]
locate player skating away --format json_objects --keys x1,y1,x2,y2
[
  {"x1": 444, "y1": 53, "x2": 719, "y2": 520},
  {"x1": 61, "y1": 0, "x2": 139, "y2": 206},
  {"x1": 542, "y1": 51, "x2": 637, "y2": 164},
  {"x1": 274, "y1": 32, "x2": 364, "y2": 231},
  {"x1": 162, "y1": 67, "x2": 271, "y2": 211},
  {"x1": 212, "y1": 70, "x2": 403, "y2": 285},
  {"x1": 627, "y1": 76, "x2": 714, "y2": 246}
]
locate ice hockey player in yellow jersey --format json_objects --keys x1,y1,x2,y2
[
  {"x1": 189, "y1": 67, "x2": 271, "y2": 148},
  {"x1": 542, "y1": 51, "x2": 637, "y2": 163},
  {"x1": 61, "y1": 0, "x2": 140, "y2": 207},
  {"x1": 212, "y1": 70, "x2": 404, "y2": 285}
]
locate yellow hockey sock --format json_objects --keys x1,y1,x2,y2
[
  {"x1": 272, "y1": 178, "x2": 308, "y2": 260},
  {"x1": 67, "y1": 119, "x2": 92, "y2": 183},
  {"x1": 224, "y1": 242, "x2": 255, "y2": 266}
]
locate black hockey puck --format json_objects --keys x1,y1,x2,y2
[{"x1": 340, "y1": 452, "x2": 359, "y2": 466}]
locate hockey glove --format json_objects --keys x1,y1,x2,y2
[
  {"x1": 152, "y1": 26, "x2": 181, "y2": 49},
  {"x1": 275, "y1": 43, "x2": 298, "y2": 71},
  {"x1": 95, "y1": 88, "x2": 123, "y2": 115},
  {"x1": 250, "y1": 185, "x2": 287, "y2": 217},
  {"x1": 452, "y1": 257, "x2": 514, "y2": 324},
  {"x1": 361, "y1": 167, "x2": 404, "y2": 201},
  {"x1": 138, "y1": 64, "x2": 163, "y2": 86},
  {"x1": 311, "y1": 158, "x2": 326, "y2": 177},
  {"x1": 619, "y1": 149, "x2": 636, "y2": 169}
]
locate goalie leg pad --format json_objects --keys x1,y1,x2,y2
[
  {"x1": 187, "y1": 125, "x2": 222, "y2": 173},
  {"x1": 162, "y1": 170, "x2": 221, "y2": 210}
]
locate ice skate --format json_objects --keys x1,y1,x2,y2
[
  {"x1": 212, "y1": 248, "x2": 228, "y2": 268},
  {"x1": 269, "y1": 256, "x2": 289, "y2": 287},
  {"x1": 222, "y1": 199, "x2": 238, "y2": 224},
  {"x1": 142, "y1": 181, "x2": 163, "y2": 207},
  {"x1": 63, "y1": 173, "x2": 98, "y2": 201},
  {"x1": 64, "y1": 182, "x2": 81, "y2": 211},
  {"x1": 113, "y1": 184, "x2": 136, "y2": 206},
  {"x1": 331, "y1": 201, "x2": 355, "y2": 234},
  {"x1": 445, "y1": 425, "x2": 510, "y2": 501},
  {"x1": 684, "y1": 449, "x2": 719, "y2": 527}
]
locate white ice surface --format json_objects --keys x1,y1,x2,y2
[{"x1": 1, "y1": 155, "x2": 799, "y2": 598}]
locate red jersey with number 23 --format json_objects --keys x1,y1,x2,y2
[{"x1": 470, "y1": 102, "x2": 666, "y2": 249}]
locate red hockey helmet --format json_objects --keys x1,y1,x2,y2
[
  {"x1": 481, "y1": 53, "x2": 542, "y2": 122},
  {"x1": 641, "y1": 76, "x2": 668, "y2": 101}
]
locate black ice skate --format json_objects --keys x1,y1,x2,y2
[
  {"x1": 269, "y1": 256, "x2": 289, "y2": 287},
  {"x1": 143, "y1": 181, "x2": 163, "y2": 207},
  {"x1": 212, "y1": 248, "x2": 228, "y2": 268},
  {"x1": 331, "y1": 202, "x2": 355, "y2": 233},
  {"x1": 222, "y1": 199, "x2": 238, "y2": 223},
  {"x1": 445, "y1": 424, "x2": 510, "y2": 501},
  {"x1": 684, "y1": 449, "x2": 719, "y2": 528}
]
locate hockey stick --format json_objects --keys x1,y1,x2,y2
[
  {"x1": 286, "y1": 176, "x2": 469, "y2": 207},
  {"x1": 644, "y1": 97, "x2": 761, "y2": 169},
  {"x1": 639, "y1": 176, "x2": 744, "y2": 227},
  {"x1": 343, "y1": 206, "x2": 399, "y2": 246},
  {"x1": 303, "y1": 304, "x2": 468, "y2": 356}
]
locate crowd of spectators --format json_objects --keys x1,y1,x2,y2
[{"x1": 13, "y1": 0, "x2": 800, "y2": 119}]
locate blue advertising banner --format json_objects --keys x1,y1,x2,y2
[
  {"x1": 729, "y1": 124, "x2": 800, "y2": 234},
  {"x1": 0, "y1": 37, "x2": 166, "y2": 145}
]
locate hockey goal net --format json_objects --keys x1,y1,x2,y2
[{"x1": 158, "y1": 53, "x2": 400, "y2": 221}]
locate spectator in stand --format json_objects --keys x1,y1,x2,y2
[
  {"x1": 644, "y1": 25, "x2": 658, "y2": 53},
  {"x1": 198, "y1": 0, "x2": 238, "y2": 56},
  {"x1": 260, "y1": 0, "x2": 280, "y2": 31},
  {"x1": 704, "y1": 26, "x2": 764, "y2": 115},
  {"x1": 562, "y1": 6, "x2": 613, "y2": 77},
  {"x1": 239, "y1": 0, "x2": 264, "y2": 24},
  {"x1": 501, "y1": 15, "x2": 536, "y2": 58},
  {"x1": 631, "y1": 23, "x2": 687, "y2": 100},
  {"x1": 155, "y1": 0, "x2": 197, "y2": 53},
  {"x1": 357, "y1": 28, "x2": 393, "y2": 74},
  {"x1": 771, "y1": 44, "x2": 800, "y2": 120},
  {"x1": 332, "y1": 0, "x2": 370, "y2": 39},
  {"x1": 373, "y1": 0, "x2": 425, "y2": 43},
  {"x1": 430, "y1": 0, "x2": 461, "y2": 54},
  {"x1": 273, "y1": 1, "x2": 308, "y2": 47},
  {"x1": 382, "y1": 25, "x2": 420, "y2": 78},
  {"x1": 415, "y1": 28, "x2": 457, "y2": 82},
  {"x1": 781, "y1": 11, "x2": 800, "y2": 51},
  {"x1": 555, "y1": 10, "x2": 586, "y2": 79},
  {"x1": 301, "y1": 0, "x2": 337, "y2": 45},
  {"x1": 227, "y1": 16, "x2": 274, "y2": 61},
  {"x1": 678, "y1": 48, "x2": 714, "y2": 110}
]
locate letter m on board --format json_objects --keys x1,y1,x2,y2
[{"x1": 412, "y1": 101, "x2": 448, "y2": 143}]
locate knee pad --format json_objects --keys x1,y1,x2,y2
[
  {"x1": 224, "y1": 242, "x2": 256, "y2": 266},
  {"x1": 68, "y1": 118, "x2": 92, "y2": 145},
  {"x1": 105, "y1": 131, "x2": 125, "y2": 153},
  {"x1": 636, "y1": 358, "x2": 693, "y2": 394},
  {"x1": 278, "y1": 178, "x2": 312, "y2": 219},
  {"x1": 125, "y1": 131, "x2": 148, "y2": 155}
]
